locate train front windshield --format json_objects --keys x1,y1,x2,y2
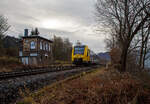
[{"x1": 74, "y1": 46, "x2": 85, "y2": 55}]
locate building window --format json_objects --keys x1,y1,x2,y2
[
  {"x1": 43, "y1": 43, "x2": 45, "y2": 50},
  {"x1": 25, "y1": 40, "x2": 28, "y2": 43},
  {"x1": 40, "y1": 42, "x2": 42, "y2": 50},
  {"x1": 30, "y1": 53, "x2": 38, "y2": 56},
  {"x1": 19, "y1": 51, "x2": 23, "y2": 56},
  {"x1": 30, "y1": 41, "x2": 36, "y2": 49},
  {"x1": 49, "y1": 44, "x2": 51, "y2": 51},
  {"x1": 22, "y1": 57, "x2": 29, "y2": 65},
  {"x1": 46, "y1": 43, "x2": 48, "y2": 51}
]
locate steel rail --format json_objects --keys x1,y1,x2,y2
[{"x1": 0, "y1": 65, "x2": 84, "y2": 80}]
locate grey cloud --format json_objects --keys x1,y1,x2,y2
[
  {"x1": 0, "y1": 0, "x2": 106, "y2": 53},
  {"x1": 1, "y1": 0, "x2": 95, "y2": 26}
]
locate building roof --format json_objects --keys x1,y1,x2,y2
[{"x1": 23, "y1": 35, "x2": 53, "y2": 43}]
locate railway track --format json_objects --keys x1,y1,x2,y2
[
  {"x1": 0, "y1": 65, "x2": 99, "y2": 104},
  {"x1": 0, "y1": 65, "x2": 79, "y2": 80}
]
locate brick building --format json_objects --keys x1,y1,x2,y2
[{"x1": 19, "y1": 29, "x2": 53, "y2": 66}]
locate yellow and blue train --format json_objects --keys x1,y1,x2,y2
[{"x1": 72, "y1": 45, "x2": 99, "y2": 65}]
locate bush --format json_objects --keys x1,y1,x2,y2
[
  {"x1": 0, "y1": 56, "x2": 22, "y2": 72},
  {"x1": 0, "y1": 56, "x2": 21, "y2": 66}
]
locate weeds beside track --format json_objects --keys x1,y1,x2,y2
[{"x1": 0, "y1": 65, "x2": 100, "y2": 104}]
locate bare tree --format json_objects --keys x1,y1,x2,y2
[
  {"x1": 127, "y1": 21, "x2": 150, "y2": 70},
  {"x1": 0, "y1": 15, "x2": 10, "y2": 39},
  {"x1": 105, "y1": 28, "x2": 119, "y2": 51},
  {"x1": 96, "y1": 0, "x2": 150, "y2": 72},
  {"x1": 0, "y1": 15, "x2": 10, "y2": 55},
  {"x1": 141, "y1": 26, "x2": 150, "y2": 69},
  {"x1": 52, "y1": 36, "x2": 72, "y2": 62}
]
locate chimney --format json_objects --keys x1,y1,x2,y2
[{"x1": 24, "y1": 29, "x2": 28, "y2": 37}]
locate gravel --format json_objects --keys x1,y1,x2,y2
[{"x1": 0, "y1": 67, "x2": 95, "y2": 104}]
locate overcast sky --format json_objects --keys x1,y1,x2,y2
[{"x1": 0, "y1": 0, "x2": 107, "y2": 53}]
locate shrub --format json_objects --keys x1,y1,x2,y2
[{"x1": 0, "y1": 56, "x2": 21, "y2": 66}]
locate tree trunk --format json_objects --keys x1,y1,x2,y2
[
  {"x1": 139, "y1": 26, "x2": 144, "y2": 68},
  {"x1": 120, "y1": 45, "x2": 128, "y2": 72},
  {"x1": 139, "y1": 41, "x2": 144, "y2": 68},
  {"x1": 142, "y1": 28, "x2": 150, "y2": 69},
  {"x1": 142, "y1": 34, "x2": 149, "y2": 69},
  {"x1": 142, "y1": 47, "x2": 146, "y2": 69}
]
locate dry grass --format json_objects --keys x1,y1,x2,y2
[
  {"x1": 17, "y1": 68, "x2": 150, "y2": 104},
  {"x1": 0, "y1": 57, "x2": 72, "y2": 72},
  {"x1": 53, "y1": 60, "x2": 72, "y2": 65},
  {"x1": 0, "y1": 56, "x2": 22, "y2": 72}
]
